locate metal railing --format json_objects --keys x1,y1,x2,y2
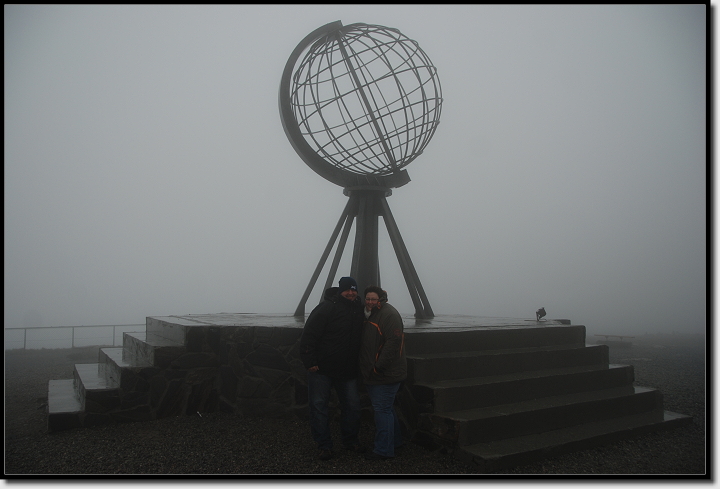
[{"x1": 4, "y1": 324, "x2": 146, "y2": 350}]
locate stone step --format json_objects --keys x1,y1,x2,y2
[
  {"x1": 48, "y1": 340, "x2": 172, "y2": 432},
  {"x1": 405, "y1": 325, "x2": 586, "y2": 355},
  {"x1": 46, "y1": 328, "x2": 204, "y2": 433},
  {"x1": 123, "y1": 331, "x2": 185, "y2": 369},
  {"x1": 99, "y1": 347, "x2": 158, "y2": 392},
  {"x1": 412, "y1": 364, "x2": 634, "y2": 412},
  {"x1": 146, "y1": 316, "x2": 204, "y2": 344},
  {"x1": 407, "y1": 344, "x2": 609, "y2": 383},
  {"x1": 456, "y1": 410, "x2": 693, "y2": 472},
  {"x1": 73, "y1": 363, "x2": 120, "y2": 413},
  {"x1": 47, "y1": 379, "x2": 82, "y2": 432},
  {"x1": 418, "y1": 385, "x2": 663, "y2": 446}
]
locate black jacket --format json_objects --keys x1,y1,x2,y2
[{"x1": 299, "y1": 287, "x2": 365, "y2": 379}]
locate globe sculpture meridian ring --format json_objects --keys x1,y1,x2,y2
[{"x1": 279, "y1": 21, "x2": 443, "y2": 189}]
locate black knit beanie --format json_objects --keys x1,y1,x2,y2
[{"x1": 338, "y1": 276, "x2": 358, "y2": 293}]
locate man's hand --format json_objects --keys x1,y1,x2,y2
[{"x1": 308, "y1": 366, "x2": 319, "y2": 372}]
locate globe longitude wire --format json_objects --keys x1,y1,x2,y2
[
  {"x1": 343, "y1": 32, "x2": 436, "y2": 171},
  {"x1": 332, "y1": 28, "x2": 418, "y2": 173},
  {"x1": 294, "y1": 40, "x2": 389, "y2": 175},
  {"x1": 290, "y1": 24, "x2": 442, "y2": 177},
  {"x1": 345, "y1": 27, "x2": 438, "y2": 155}
]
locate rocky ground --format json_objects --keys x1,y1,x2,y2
[{"x1": 4, "y1": 332, "x2": 707, "y2": 477}]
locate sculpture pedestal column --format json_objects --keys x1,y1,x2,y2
[{"x1": 294, "y1": 186, "x2": 433, "y2": 319}]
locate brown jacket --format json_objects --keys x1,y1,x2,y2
[{"x1": 359, "y1": 301, "x2": 407, "y2": 385}]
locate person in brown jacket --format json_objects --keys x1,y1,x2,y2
[{"x1": 359, "y1": 285, "x2": 407, "y2": 460}]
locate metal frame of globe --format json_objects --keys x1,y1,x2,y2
[{"x1": 279, "y1": 21, "x2": 442, "y2": 319}]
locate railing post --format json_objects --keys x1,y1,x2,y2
[
  {"x1": 71, "y1": 327, "x2": 75, "y2": 348},
  {"x1": 24, "y1": 329, "x2": 27, "y2": 350}
]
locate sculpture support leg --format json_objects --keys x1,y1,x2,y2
[
  {"x1": 296, "y1": 190, "x2": 433, "y2": 319},
  {"x1": 349, "y1": 195, "x2": 365, "y2": 280},
  {"x1": 322, "y1": 205, "x2": 356, "y2": 301},
  {"x1": 380, "y1": 197, "x2": 434, "y2": 318},
  {"x1": 294, "y1": 198, "x2": 353, "y2": 317}
]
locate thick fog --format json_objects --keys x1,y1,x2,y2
[{"x1": 5, "y1": 5, "x2": 706, "y2": 336}]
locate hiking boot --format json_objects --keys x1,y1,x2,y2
[{"x1": 318, "y1": 449, "x2": 332, "y2": 461}]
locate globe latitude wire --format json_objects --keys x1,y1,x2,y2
[{"x1": 287, "y1": 22, "x2": 442, "y2": 186}]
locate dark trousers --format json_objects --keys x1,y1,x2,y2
[
  {"x1": 307, "y1": 371, "x2": 361, "y2": 450},
  {"x1": 365, "y1": 382, "x2": 403, "y2": 457}
]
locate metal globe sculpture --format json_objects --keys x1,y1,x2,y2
[
  {"x1": 290, "y1": 23, "x2": 442, "y2": 182},
  {"x1": 280, "y1": 21, "x2": 442, "y2": 318},
  {"x1": 280, "y1": 21, "x2": 442, "y2": 188}
]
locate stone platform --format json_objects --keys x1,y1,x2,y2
[
  {"x1": 47, "y1": 313, "x2": 691, "y2": 472},
  {"x1": 137, "y1": 312, "x2": 569, "y2": 331}
]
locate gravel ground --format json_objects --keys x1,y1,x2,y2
[{"x1": 4, "y1": 333, "x2": 707, "y2": 477}]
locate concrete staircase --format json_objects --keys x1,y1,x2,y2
[
  {"x1": 47, "y1": 326, "x2": 187, "y2": 432},
  {"x1": 47, "y1": 314, "x2": 309, "y2": 432},
  {"x1": 402, "y1": 324, "x2": 692, "y2": 472}
]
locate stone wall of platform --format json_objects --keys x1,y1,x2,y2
[
  {"x1": 141, "y1": 324, "x2": 392, "y2": 429},
  {"x1": 158, "y1": 325, "x2": 309, "y2": 419}
]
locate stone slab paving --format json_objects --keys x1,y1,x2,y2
[{"x1": 153, "y1": 312, "x2": 573, "y2": 332}]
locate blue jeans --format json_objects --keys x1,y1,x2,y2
[
  {"x1": 365, "y1": 382, "x2": 403, "y2": 457},
  {"x1": 307, "y1": 371, "x2": 361, "y2": 450}
]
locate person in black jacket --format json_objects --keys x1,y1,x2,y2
[{"x1": 299, "y1": 276, "x2": 366, "y2": 461}]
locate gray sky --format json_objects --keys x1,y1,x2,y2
[{"x1": 4, "y1": 5, "x2": 706, "y2": 335}]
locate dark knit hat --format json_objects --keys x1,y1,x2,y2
[{"x1": 338, "y1": 276, "x2": 358, "y2": 293}]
